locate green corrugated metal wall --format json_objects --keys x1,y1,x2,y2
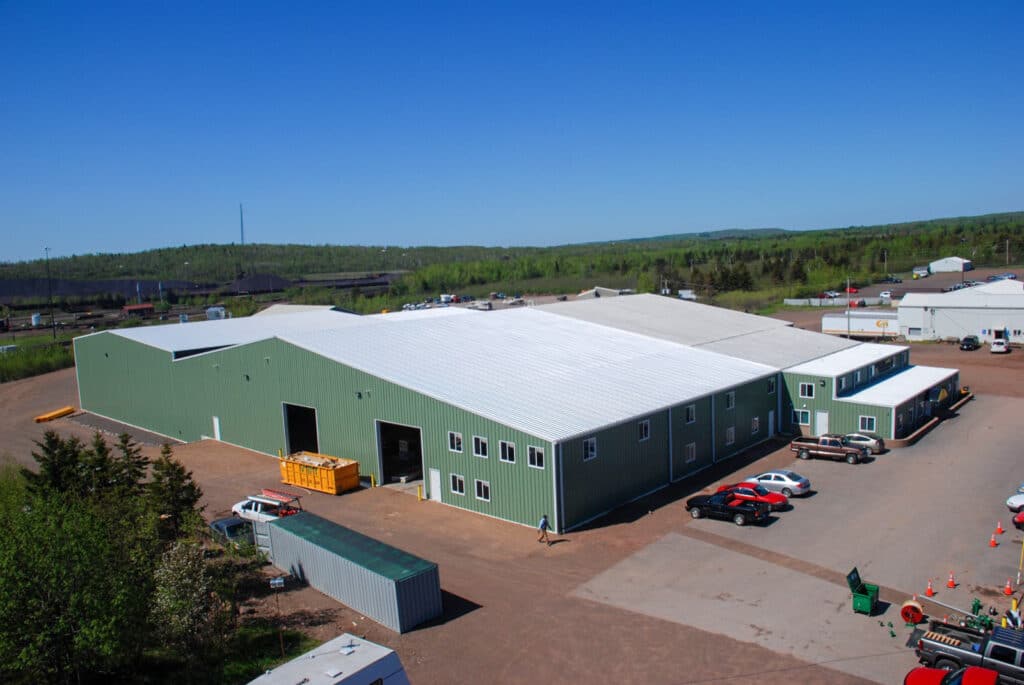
[{"x1": 75, "y1": 333, "x2": 555, "y2": 529}]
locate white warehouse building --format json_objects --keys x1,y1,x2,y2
[
  {"x1": 929, "y1": 256, "x2": 973, "y2": 273},
  {"x1": 899, "y1": 279, "x2": 1024, "y2": 342}
]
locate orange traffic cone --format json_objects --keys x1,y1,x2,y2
[
  {"x1": 990, "y1": 534, "x2": 999, "y2": 548},
  {"x1": 997, "y1": 521, "x2": 1006, "y2": 535},
  {"x1": 1005, "y1": 579, "x2": 1014, "y2": 596},
  {"x1": 947, "y1": 571, "x2": 957, "y2": 589},
  {"x1": 943, "y1": 614, "x2": 949, "y2": 624},
  {"x1": 926, "y1": 579, "x2": 936, "y2": 597}
]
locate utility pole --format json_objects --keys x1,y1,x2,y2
[
  {"x1": 240, "y1": 204, "x2": 245, "y2": 246},
  {"x1": 44, "y1": 247, "x2": 56, "y2": 340},
  {"x1": 1007, "y1": 238, "x2": 1011, "y2": 266},
  {"x1": 846, "y1": 275, "x2": 851, "y2": 340},
  {"x1": 883, "y1": 249, "x2": 888, "y2": 276}
]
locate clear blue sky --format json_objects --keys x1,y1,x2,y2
[{"x1": 2, "y1": 1, "x2": 1022, "y2": 262}]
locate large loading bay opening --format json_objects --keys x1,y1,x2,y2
[
  {"x1": 378, "y1": 422, "x2": 424, "y2": 484},
  {"x1": 283, "y1": 403, "x2": 319, "y2": 454}
]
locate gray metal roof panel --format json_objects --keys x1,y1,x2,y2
[
  {"x1": 839, "y1": 365, "x2": 958, "y2": 407},
  {"x1": 281, "y1": 308, "x2": 776, "y2": 442},
  {"x1": 785, "y1": 342, "x2": 909, "y2": 377},
  {"x1": 695, "y1": 326, "x2": 861, "y2": 370}
]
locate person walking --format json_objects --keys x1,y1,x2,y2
[{"x1": 537, "y1": 514, "x2": 551, "y2": 546}]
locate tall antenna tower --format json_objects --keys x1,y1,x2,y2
[{"x1": 239, "y1": 203, "x2": 245, "y2": 246}]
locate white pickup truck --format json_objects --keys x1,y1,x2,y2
[{"x1": 231, "y1": 489, "x2": 304, "y2": 523}]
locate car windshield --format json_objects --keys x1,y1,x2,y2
[
  {"x1": 780, "y1": 471, "x2": 799, "y2": 480},
  {"x1": 941, "y1": 669, "x2": 967, "y2": 685},
  {"x1": 749, "y1": 484, "x2": 770, "y2": 495},
  {"x1": 224, "y1": 523, "x2": 247, "y2": 537}
]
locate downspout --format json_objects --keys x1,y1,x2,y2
[
  {"x1": 555, "y1": 442, "x2": 565, "y2": 534},
  {"x1": 711, "y1": 394, "x2": 717, "y2": 462},
  {"x1": 667, "y1": 406, "x2": 674, "y2": 482}
]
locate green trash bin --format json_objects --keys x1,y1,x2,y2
[{"x1": 846, "y1": 567, "x2": 879, "y2": 615}]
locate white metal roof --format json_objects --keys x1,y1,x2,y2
[
  {"x1": 282, "y1": 307, "x2": 776, "y2": 442},
  {"x1": 694, "y1": 326, "x2": 860, "y2": 370},
  {"x1": 900, "y1": 279, "x2": 1024, "y2": 309},
  {"x1": 838, "y1": 365, "x2": 958, "y2": 408},
  {"x1": 253, "y1": 304, "x2": 336, "y2": 316},
  {"x1": 785, "y1": 342, "x2": 907, "y2": 377},
  {"x1": 100, "y1": 309, "x2": 361, "y2": 353},
  {"x1": 247, "y1": 633, "x2": 407, "y2": 685},
  {"x1": 538, "y1": 293, "x2": 790, "y2": 347}
]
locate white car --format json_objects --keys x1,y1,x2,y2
[
  {"x1": 231, "y1": 489, "x2": 303, "y2": 523},
  {"x1": 746, "y1": 470, "x2": 811, "y2": 498},
  {"x1": 1007, "y1": 493, "x2": 1024, "y2": 513},
  {"x1": 991, "y1": 339, "x2": 1010, "y2": 354},
  {"x1": 879, "y1": 290, "x2": 892, "y2": 299}
]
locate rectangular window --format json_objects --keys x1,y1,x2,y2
[
  {"x1": 684, "y1": 442, "x2": 697, "y2": 464},
  {"x1": 448, "y1": 431, "x2": 463, "y2": 453},
  {"x1": 527, "y1": 445, "x2": 545, "y2": 469},
  {"x1": 751, "y1": 417, "x2": 760, "y2": 435},
  {"x1": 725, "y1": 426, "x2": 735, "y2": 445},
  {"x1": 638, "y1": 419, "x2": 650, "y2": 442},
  {"x1": 499, "y1": 440, "x2": 515, "y2": 463},
  {"x1": 582, "y1": 437, "x2": 597, "y2": 461},
  {"x1": 685, "y1": 404, "x2": 695, "y2": 424},
  {"x1": 767, "y1": 377, "x2": 776, "y2": 394},
  {"x1": 450, "y1": 474, "x2": 465, "y2": 495},
  {"x1": 859, "y1": 415, "x2": 876, "y2": 432},
  {"x1": 838, "y1": 376, "x2": 847, "y2": 391},
  {"x1": 475, "y1": 479, "x2": 490, "y2": 502},
  {"x1": 792, "y1": 409, "x2": 810, "y2": 425},
  {"x1": 725, "y1": 391, "x2": 735, "y2": 410},
  {"x1": 473, "y1": 436, "x2": 488, "y2": 458},
  {"x1": 908, "y1": 327, "x2": 921, "y2": 336},
  {"x1": 855, "y1": 370, "x2": 862, "y2": 384},
  {"x1": 870, "y1": 365, "x2": 877, "y2": 378},
  {"x1": 799, "y1": 383, "x2": 815, "y2": 399}
]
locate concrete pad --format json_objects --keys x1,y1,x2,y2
[{"x1": 576, "y1": 532, "x2": 920, "y2": 684}]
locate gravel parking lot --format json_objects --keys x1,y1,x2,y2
[{"x1": 2, "y1": 329, "x2": 1022, "y2": 684}]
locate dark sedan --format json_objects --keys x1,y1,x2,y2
[
  {"x1": 686, "y1": 492, "x2": 770, "y2": 526},
  {"x1": 960, "y1": 336, "x2": 981, "y2": 351}
]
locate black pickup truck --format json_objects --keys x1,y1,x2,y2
[
  {"x1": 685, "y1": 492, "x2": 770, "y2": 526},
  {"x1": 912, "y1": 621, "x2": 1024, "y2": 683}
]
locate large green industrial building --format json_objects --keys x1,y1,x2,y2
[{"x1": 74, "y1": 295, "x2": 958, "y2": 532}]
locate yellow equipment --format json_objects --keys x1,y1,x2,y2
[{"x1": 279, "y1": 451, "x2": 360, "y2": 495}]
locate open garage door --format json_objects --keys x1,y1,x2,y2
[
  {"x1": 377, "y1": 421, "x2": 424, "y2": 485},
  {"x1": 283, "y1": 403, "x2": 319, "y2": 454}
]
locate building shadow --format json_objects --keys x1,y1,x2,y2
[{"x1": 413, "y1": 590, "x2": 482, "y2": 631}]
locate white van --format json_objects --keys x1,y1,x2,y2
[{"x1": 912, "y1": 266, "x2": 930, "y2": 279}]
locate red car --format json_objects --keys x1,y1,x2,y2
[
  {"x1": 903, "y1": 665, "x2": 998, "y2": 685},
  {"x1": 846, "y1": 286, "x2": 860, "y2": 293},
  {"x1": 1013, "y1": 510, "x2": 1024, "y2": 530},
  {"x1": 715, "y1": 482, "x2": 788, "y2": 511}
]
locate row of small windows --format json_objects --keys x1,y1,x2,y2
[
  {"x1": 791, "y1": 410, "x2": 876, "y2": 432},
  {"x1": 449, "y1": 474, "x2": 490, "y2": 501},
  {"x1": 448, "y1": 431, "x2": 545, "y2": 469}
]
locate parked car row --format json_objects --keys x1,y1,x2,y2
[{"x1": 686, "y1": 470, "x2": 813, "y2": 526}]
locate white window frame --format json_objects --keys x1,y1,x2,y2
[
  {"x1": 767, "y1": 377, "x2": 776, "y2": 394},
  {"x1": 474, "y1": 479, "x2": 490, "y2": 502},
  {"x1": 793, "y1": 409, "x2": 810, "y2": 425},
  {"x1": 725, "y1": 391, "x2": 735, "y2": 410},
  {"x1": 684, "y1": 442, "x2": 697, "y2": 464},
  {"x1": 499, "y1": 440, "x2": 515, "y2": 464},
  {"x1": 473, "y1": 435, "x2": 488, "y2": 459},
  {"x1": 799, "y1": 383, "x2": 815, "y2": 399},
  {"x1": 838, "y1": 376, "x2": 847, "y2": 392},
  {"x1": 859, "y1": 415, "x2": 877, "y2": 432},
  {"x1": 685, "y1": 404, "x2": 696, "y2": 424},
  {"x1": 582, "y1": 437, "x2": 597, "y2": 462},
  {"x1": 855, "y1": 370, "x2": 862, "y2": 384},
  {"x1": 450, "y1": 473, "x2": 465, "y2": 495},
  {"x1": 751, "y1": 417, "x2": 760, "y2": 435},
  {"x1": 638, "y1": 419, "x2": 650, "y2": 442},
  {"x1": 528, "y1": 445, "x2": 545, "y2": 470},
  {"x1": 725, "y1": 425, "x2": 735, "y2": 446},
  {"x1": 448, "y1": 431, "x2": 463, "y2": 453}
]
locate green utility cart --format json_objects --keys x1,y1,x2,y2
[{"x1": 846, "y1": 567, "x2": 879, "y2": 615}]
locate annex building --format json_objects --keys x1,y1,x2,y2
[
  {"x1": 75, "y1": 295, "x2": 958, "y2": 532},
  {"x1": 899, "y1": 278, "x2": 1024, "y2": 343}
]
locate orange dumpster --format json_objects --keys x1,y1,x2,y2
[{"x1": 279, "y1": 451, "x2": 360, "y2": 495}]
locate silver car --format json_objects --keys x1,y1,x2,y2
[
  {"x1": 843, "y1": 432, "x2": 885, "y2": 454},
  {"x1": 746, "y1": 470, "x2": 811, "y2": 498}
]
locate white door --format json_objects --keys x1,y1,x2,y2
[
  {"x1": 428, "y1": 468, "x2": 442, "y2": 502},
  {"x1": 815, "y1": 410, "x2": 829, "y2": 435},
  {"x1": 768, "y1": 410, "x2": 776, "y2": 437},
  {"x1": 212, "y1": 416, "x2": 221, "y2": 441}
]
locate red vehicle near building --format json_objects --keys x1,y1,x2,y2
[{"x1": 715, "y1": 482, "x2": 789, "y2": 511}]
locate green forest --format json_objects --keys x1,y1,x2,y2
[{"x1": 2, "y1": 211, "x2": 1023, "y2": 316}]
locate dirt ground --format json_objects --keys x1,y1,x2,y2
[{"x1": 3, "y1": 293, "x2": 1022, "y2": 684}]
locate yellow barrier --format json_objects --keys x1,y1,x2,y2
[
  {"x1": 34, "y1": 406, "x2": 75, "y2": 423},
  {"x1": 279, "y1": 451, "x2": 360, "y2": 495}
]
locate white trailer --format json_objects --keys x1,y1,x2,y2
[{"x1": 821, "y1": 311, "x2": 898, "y2": 339}]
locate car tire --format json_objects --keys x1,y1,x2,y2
[
  {"x1": 781, "y1": 488, "x2": 793, "y2": 498},
  {"x1": 733, "y1": 513, "x2": 746, "y2": 526},
  {"x1": 846, "y1": 453, "x2": 858, "y2": 465},
  {"x1": 935, "y1": 659, "x2": 958, "y2": 671},
  {"x1": 798, "y1": 449, "x2": 810, "y2": 460},
  {"x1": 690, "y1": 507, "x2": 703, "y2": 519}
]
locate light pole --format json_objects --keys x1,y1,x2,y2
[{"x1": 44, "y1": 247, "x2": 56, "y2": 340}]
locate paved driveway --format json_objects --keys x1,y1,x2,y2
[{"x1": 578, "y1": 395, "x2": 1024, "y2": 684}]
